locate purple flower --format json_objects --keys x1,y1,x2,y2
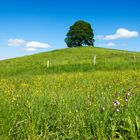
[
  {"x1": 125, "y1": 92, "x2": 131, "y2": 103},
  {"x1": 125, "y1": 98, "x2": 129, "y2": 102},
  {"x1": 114, "y1": 100, "x2": 120, "y2": 106}
]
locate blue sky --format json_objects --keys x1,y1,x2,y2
[{"x1": 0, "y1": 0, "x2": 140, "y2": 60}]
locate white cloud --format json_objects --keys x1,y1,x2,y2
[
  {"x1": 96, "y1": 28, "x2": 139, "y2": 40},
  {"x1": 8, "y1": 38, "x2": 50, "y2": 51},
  {"x1": 26, "y1": 41, "x2": 50, "y2": 48},
  {"x1": 25, "y1": 48, "x2": 37, "y2": 51},
  {"x1": 98, "y1": 42, "x2": 116, "y2": 47},
  {"x1": 8, "y1": 38, "x2": 26, "y2": 46}
]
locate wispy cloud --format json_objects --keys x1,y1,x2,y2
[
  {"x1": 8, "y1": 38, "x2": 50, "y2": 51},
  {"x1": 96, "y1": 28, "x2": 139, "y2": 40},
  {"x1": 26, "y1": 41, "x2": 50, "y2": 48},
  {"x1": 25, "y1": 48, "x2": 37, "y2": 51},
  {"x1": 8, "y1": 38, "x2": 26, "y2": 46},
  {"x1": 98, "y1": 42, "x2": 116, "y2": 47}
]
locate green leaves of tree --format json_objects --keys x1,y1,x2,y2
[{"x1": 65, "y1": 20, "x2": 95, "y2": 47}]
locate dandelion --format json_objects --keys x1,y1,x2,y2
[
  {"x1": 11, "y1": 97, "x2": 16, "y2": 103},
  {"x1": 88, "y1": 101, "x2": 92, "y2": 106}
]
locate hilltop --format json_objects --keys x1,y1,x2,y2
[{"x1": 0, "y1": 47, "x2": 140, "y2": 77}]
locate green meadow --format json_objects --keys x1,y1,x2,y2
[{"x1": 0, "y1": 47, "x2": 140, "y2": 139}]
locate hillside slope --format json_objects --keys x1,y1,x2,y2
[
  {"x1": 0, "y1": 47, "x2": 140, "y2": 77},
  {"x1": 1, "y1": 47, "x2": 140, "y2": 139}
]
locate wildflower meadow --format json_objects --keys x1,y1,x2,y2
[{"x1": 0, "y1": 47, "x2": 140, "y2": 139}]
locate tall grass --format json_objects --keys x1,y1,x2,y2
[{"x1": 0, "y1": 47, "x2": 140, "y2": 139}]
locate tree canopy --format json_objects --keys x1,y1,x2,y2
[{"x1": 65, "y1": 20, "x2": 95, "y2": 47}]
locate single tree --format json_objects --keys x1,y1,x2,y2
[{"x1": 65, "y1": 20, "x2": 95, "y2": 47}]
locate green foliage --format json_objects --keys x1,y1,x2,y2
[
  {"x1": 0, "y1": 47, "x2": 140, "y2": 139},
  {"x1": 65, "y1": 20, "x2": 94, "y2": 47}
]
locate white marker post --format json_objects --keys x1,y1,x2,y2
[
  {"x1": 134, "y1": 56, "x2": 136, "y2": 68},
  {"x1": 47, "y1": 60, "x2": 50, "y2": 68},
  {"x1": 134, "y1": 56, "x2": 136, "y2": 64},
  {"x1": 93, "y1": 55, "x2": 96, "y2": 65}
]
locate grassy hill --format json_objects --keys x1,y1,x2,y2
[
  {"x1": 0, "y1": 47, "x2": 140, "y2": 77},
  {"x1": 0, "y1": 47, "x2": 140, "y2": 139}
]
